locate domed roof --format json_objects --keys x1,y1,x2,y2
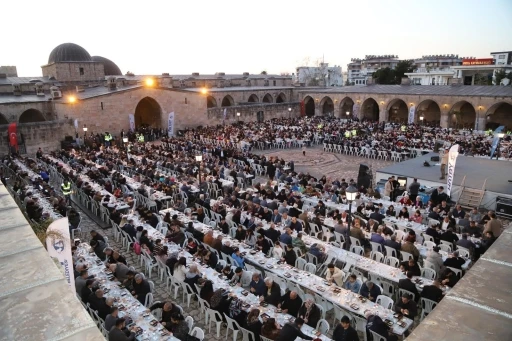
[
  {"x1": 48, "y1": 43, "x2": 92, "y2": 64},
  {"x1": 91, "y1": 56, "x2": 122, "y2": 76}
]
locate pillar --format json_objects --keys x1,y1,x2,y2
[
  {"x1": 379, "y1": 108, "x2": 387, "y2": 123},
  {"x1": 333, "y1": 104, "x2": 341, "y2": 118},
  {"x1": 440, "y1": 110, "x2": 449, "y2": 128}
]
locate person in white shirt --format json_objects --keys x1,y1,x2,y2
[
  {"x1": 173, "y1": 257, "x2": 187, "y2": 282},
  {"x1": 272, "y1": 242, "x2": 284, "y2": 259},
  {"x1": 326, "y1": 263, "x2": 345, "y2": 287}
]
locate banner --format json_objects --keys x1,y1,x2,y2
[
  {"x1": 408, "y1": 106, "x2": 416, "y2": 124},
  {"x1": 128, "y1": 114, "x2": 135, "y2": 131},
  {"x1": 490, "y1": 125, "x2": 505, "y2": 159},
  {"x1": 223, "y1": 108, "x2": 227, "y2": 122},
  {"x1": 446, "y1": 144, "x2": 459, "y2": 196},
  {"x1": 73, "y1": 119, "x2": 78, "y2": 130},
  {"x1": 8, "y1": 123, "x2": 18, "y2": 151},
  {"x1": 167, "y1": 111, "x2": 175, "y2": 137},
  {"x1": 45, "y1": 217, "x2": 75, "y2": 291}
]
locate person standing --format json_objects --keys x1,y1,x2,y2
[
  {"x1": 408, "y1": 178, "x2": 420, "y2": 202},
  {"x1": 440, "y1": 148, "x2": 449, "y2": 180}
]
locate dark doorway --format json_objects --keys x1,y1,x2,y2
[
  {"x1": 464, "y1": 76, "x2": 473, "y2": 85},
  {"x1": 134, "y1": 97, "x2": 162, "y2": 128}
]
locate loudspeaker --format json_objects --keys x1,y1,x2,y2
[
  {"x1": 64, "y1": 135, "x2": 74, "y2": 142},
  {"x1": 434, "y1": 140, "x2": 444, "y2": 153},
  {"x1": 357, "y1": 174, "x2": 371, "y2": 189},
  {"x1": 358, "y1": 163, "x2": 370, "y2": 176},
  {"x1": 430, "y1": 156, "x2": 440, "y2": 162}
]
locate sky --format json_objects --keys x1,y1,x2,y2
[{"x1": 2, "y1": 0, "x2": 512, "y2": 77}]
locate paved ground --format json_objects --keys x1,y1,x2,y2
[{"x1": 254, "y1": 145, "x2": 395, "y2": 184}]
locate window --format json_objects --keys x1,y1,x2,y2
[
  {"x1": 79, "y1": 67, "x2": 84, "y2": 75},
  {"x1": 273, "y1": 80, "x2": 276, "y2": 86},
  {"x1": 101, "y1": 102, "x2": 104, "y2": 110},
  {"x1": 499, "y1": 55, "x2": 505, "y2": 59}
]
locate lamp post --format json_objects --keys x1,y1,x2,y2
[
  {"x1": 123, "y1": 137, "x2": 128, "y2": 154},
  {"x1": 420, "y1": 115, "x2": 424, "y2": 125},
  {"x1": 345, "y1": 184, "x2": 358, "y2": 250},
  {"x1": 195, "y1": 154, "x2": 203, "y2": 193},
  {"x1": 496, "y1": 132, "x2": 505, "y2": 159},
  {"x1": 236, "y1": 112, "x2": 240, "y2": 122},
  {"x1": 82, "y1": 125, "x2": 88, "y2": 145},
  {"x1": 288, "y1": 107, "x2": 292, "y2": 118}
]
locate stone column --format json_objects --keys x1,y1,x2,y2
[
  {"x1": 440, "y1": 110, "x2": 449, "y2": 128},
  {"x1": 379, "y1": 108, "x2": 387, "y2": 122},
  {"x1": 333, "y1": 104, "x2": 341, "y2": 118}
]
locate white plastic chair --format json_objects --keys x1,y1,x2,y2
[
  {"x1": 185, "y1": 315, "x2": 194, "y2": 333},
  {"x1": 197, "y1": 295, "x2": 210, "y2": 324},
  {"x1": 350, "y1": 245, "x2": 364, "y2": 256},
  {"x1": 144, "y1": 292, "x2": 154, "y2": 307},
  {"x1": 224, "y1": 313, "x2": 241, "y2": 341},
  {"x1": 190, "y1": 326, "x2": 205, "y2": 341},
  {"x1": 384, "y1": 246, "x2": 398, "y2": 258},
  {"x1": 305, "y1": 263, "x2": 317, "y2": 274},
  {"x1": 420, "y1": 297, "x2": 438, "y2": 321},
  {"x1": 316, "y1": 318, "x2": 330, "y2": 334},
  {"x1": 400, "y1": 251, "x2": 413, "y2": 262},
  {"x1": 369, "y1": 330, "x2": 387, "y2": 341},
  {"x1": 385, "y1": 256, "x2": 400, "y2": 268},
  {"x1": 370, "y1": 251, "x2": 385, "y2": 263},
  {"x1": 376, "y1": 295, "x2": 394, "y2": 309},
  {"x1": 421, "y1": 267, "x2": 437, "y2": 280},
  {"x1": 181, "y1": 282, "x2": 195, "y2": 307},
  {"x1": 207, "y1": 308, "x2": 223, "y2": 337}
]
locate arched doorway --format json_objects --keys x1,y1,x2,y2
[
  {"x1": 340, "y1": 97, "x2": 354, "y2": 118},
  {"x1": 486, "y1": 102, "x2": 512, "y2": 130},
  {"x1": 221, "y1": 95, "x2": 234, "y2": 107},
  {"x1": 0, "y1": 113, "x2": 8, "y2": 125},
  {"x1": 19, "y1": 109, "x2": 46, "y2": 123},
  {"x1": 449, "y1": 101, "x2": 476, "y2": 129},
  {"x1": 206, "y1": 96, "x2": 217, "y2": 108},
  {"x1": 416, "y1": 100, "x2": 441, "y2": 125},
  {"x1": 248, "y1": 94, "x2": 259, "y2": 103},
  {"x1": 276, "y1": 93, "x2": 286, "y2": 103},
  {"x1": 304, "y1": 96, "x2": 315, "y2": 117},
  {"x1": 320, "y1": 96, "x2": 334, "y2": 116},
  {"x1": 134, "y1": 97, "x2": 162, "y2": 128},
  {"x1": 386, "y1": 99, "x2": 408, "y2": 123},
  {"x1": 361, "y1": 98, "x2": 379, "y2": 121},
  {"x1": 262, "y1": 93, "x2": 273, "y2": 103}
]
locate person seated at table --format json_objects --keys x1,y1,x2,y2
[
  {"x1": 203, "y1": 248, "x2": 218, "y2": 268},
  {"x1": 150, "y1": 301, "x2": 182, "y2": 330},
  {"x1": 235, "y1": 225, "x2": 247, "y2": 242},
  {"x1": 219, "y1": 239, "x2": 234, "y2": 256},
  {"x1": 200, "y1": 280, "x2": 215, "y2": 304},
  {"x1": 400, "y1": 258, "x2": 421, "y2": 277},
  {"x1": 281, "y1": 211, "x2": 291, "y2": 226},
  {"x1": 80, "y1": 279, "x2": 95, "y2": 305},
  {"x1": 399, "y1": 195, "x2": 413, "y2": 206},
  {"x1": 308, "y1": 243, "x2": 326, "y2": 263},
  {"x1": 243, "y1": 309, "x2": 263, "y2": 341},
  {"x1": 289, "y1": 216, "x2": 303, "y2": 232},
  {"x1": 438, "y1": 201, "x2": 451, "y2": 217},
  {"x1": 443, "y1": 250, "x2": 465, "y2": 270},
  {"x1": 261, "y1": 317, "x2": 281, "y2": 340},
  {"x1": 369, "y1": 207, "x2": 385, "y2": 224},
  {"x1": 219, "y1": 217, "x2": 230, "y2": 235},
  {"x1": 451, "y1": 204, "x2": 466, "y2": 219},
  {"x1": 421, "y1": 279, "x2": 444, "y2": 303},
  {"x1": 132, "y1": 273, "x2": 151, "y2": 304},
  {"x1": 182, "y1": 237, "x2": 196, "y2": 255},
  {"x1": 250, "y1": 272, "x2": 266, "y2": 296},
  {"x1": 413, "y1": 196, "x2": 423, "y2": 209},
  {"x1": 90, "y1": 230, "x2": 106, "y2": 243},
  {"x1": 385, "y1": 205, "x2": 396, "y2": 217},
  {"x1": 350, "y1": 222, "x2": 369, "y2": 250},
  {"x1": 398, "y1": 271, "x2": 420, "y2": 302},
  {"x1": 469, "y1": 207, "x2": 482, "y2": 224},
  {"x1": 292, "y1": 233, "x2": 307, "y2": 254},
  {"x1": 108, "y1": 318, "x2": 136, "y2": 341},
  {"x1": 410, "y1": 210, "x2": 423, "y2": 223},
  {"x1": 480, "y1": 231, "x2": 496, "y2": 253},
  {"x1": 264, "y1": 222, "x2": 280, "y2": 243},
  {"x1": 440, "y1": 268, "x2": 459, "y2": 288},
  {"x1": 456, "y1": 233, "x2": 476, "y2": 252},
  {"x1": 88, "y1": 289, "x2": 113, "y2": 320},
  {"x1": 394, "y1": 292, "x2": 417, "y2": 320},
  {"x1": 360, "y1": 281, "x2": 381, "y2": 302},
  {"x1": 425, "y1": 223, "x2": 441, "y2": 245},
  {"x1": 326, "y1": 263, "x2": 345, "y2": 286},
  {"x1": 440, "y1": 227, "x2": 459, "y2": 247},
  {"x1": 400, "y1": 235, "x2": 419, "y2": 261},
  {"x1": 104, "y1": 306, "x2": 120, "y2": 332},
  {"x1": 278, "y1": 290, "x2": 303, "y2": 316},
  {"x1": 428, "y1": 207, "x2": 441, "y2": 221},
  {"x1": 398, "y1": 207, "x2": 410, "y2": 219},
  {"x1": 425, "y1": 246, "x2": 445, "y2": 275},
  {"x1": 281, "y1": 243, "x2": 297, "y2": 266},
  {"x1": 245, "y1": 229, "x2": 257, "y2": 247},
  {"x1": 383, "y1": 234, "x2": 401, "y2": 256},
  {"x1": 279, "y1": 227, "x2": 293, "y2": 245},
  {"x1": 344, "y1": 274, "x2": 362, "y2": 293},
  {"x1": 440, "y1": 215, "x2": 456, "y2": 231},
  {"x1": 256, "y1": 233, "x2": 271, "y2": 254},
  {"x1": 297, "y1": 299, "x2": 321, "y2": 328},
  {"x1": 275, "y1": 317, "x2": 313, "y2": 341},
  {"x1": 262, "y1": 277, "x2": 282, "y2": 306},
  {"x1": 370, "y1": 227, "x2": 385, "y2": 245},
  {"x1": 168, "y1": 312, "x2": 190, "y2": 340},
  {"x1": 173, "y1": 199, "x2": 186, "y2": 212},
  {"x1": 333, "y1": 315, "x2": 359, "y2": 341},
  {"x1": 366, "y1": 312, "x2": 398, "y2": 341},
  {"x1": 89, "y1": 239, "x2": 107, "y2": 261},
  {"x1": 231, "y1": 248, "x2": 245, "y2": 268},
  {"x1": 230, "y1": 266, "x2": 251, "y2": 287}
]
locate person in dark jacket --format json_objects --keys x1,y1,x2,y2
[
  {"x1": 421, "y1": 279, "x2": 444, "y2": 303},
  {"x1": 443, "y1": 251, "x2": 466, "y2": 269},
  {"x1": 408, "y1": 179, "x2": 421, "y2": 202},
  {"x1": 282, "y1": 244, "x2": 297, "y2": 266},
  {"x1": 333, "y1": 315, "x2": 359, "y2": 341},
  {"x1": 256, "y1": 234, "x2": 271, "y2": 255},
  {"x1": 90, "y1": 239, "x2": 106, "y2": 260},
  {"x1": 132, "y1": 274, "x2": 151, "y2": 305},
  {"x1": 394, "y1": 292, "x2": 417, "y2": 320},
  {"x1": 88, "y1": 289, "x2": 112, "y2": 320},
  {"x1": 108, "y1": 318, "x2": 135, "y2": 341},
  {"x1": 278, "y1": 290, "x2": 303, "y2": 316},
  {"x1": 366, "y1": 313, "x2": 397, "y2": 341},
  {"x1": 398, "y1": 271, "x2": 420, "y2": 302},
  {"x1": 297, "y1": 299, "x2": 321, "y2": 328},
  {"x1": 263, "y1": 277, "x2": 282, "y2": 306},
  {"x1": 122, "y1": 220, "x2": 137, "y2": 240},
  {"x1": 360, "y1": 281, "x2": 381, "y2": 302},
  {"x1": 275, "y1": 318, "x2": 313, "y2": 341},
  {"x1": 80, "y1": 279, "x2": 95, "y2": 304},
  {"x1": 149, "y1": 301, "x2": 182, "y2": 330}
]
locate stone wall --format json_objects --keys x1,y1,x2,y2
[
  {"x1": 42, "y1": 62, "x2": 105, "y2": 82},
  {"x1": 0, "y1": 120, "x2": 74, "y2": 156},
  {"x1": 0, "y1": 101, "x2": 55, "y2": 123},
  {"x1": 206, "y1": 102, "x2": 301, "y2": 125},
  {"x1": 206, "y1": 88, "x2": 296, "y2": 107}
]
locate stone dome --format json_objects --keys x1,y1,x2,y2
[
  {"x1": 91, "y1": 56, "x2": 122, "y2": 76},
  {"x1": 48, "y1": 43, "x2": 92, "y2": 64}
]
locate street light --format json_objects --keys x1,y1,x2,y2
[
  {"x1": 345, "y1": 184, "x2": 358, "y2": 250},
  {"x1": 123, "y1": 137, "x2": 128, "y2": 154},
  {"x1": 68, "y1": 95, "x2": 76, "y2": 103},
  {"x1": 236, "y1": 112, "x2": 240, "y2": 122},
  {"x1": 420, "y1": 115, "x2": 424, "y2": 125},
  {"x1": 195, "y1": 154, "x2": 203, "y2": 193},
  {"x1": 145, "y1": 78, "x2": 154, "y2": 87},
  {"x1": 288, "y1": 107, "x2": 292, "y2": 118}
]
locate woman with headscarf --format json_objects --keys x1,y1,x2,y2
[
  {"x1": 169, "y1": 312, "x2": 189, "y2": 340},
  {"x1": 261, "y1": 318, "x2": 280, "y2": 340},
  {"x1": 245, "y1": 309, "x2": 262, "y2": 341},
  {"x1": 297, "y1": 298, "x2": 321, "y2": 328},
  {"x1": 209, "y1": 288, "x2": 232, "y2": 318},
  {"x1": 200, "y1": 280, "x2": 214, "y2": 304}
]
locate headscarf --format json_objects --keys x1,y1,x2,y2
[{"x1": 210, "y1": 288, "x2": 224, "y2": 308}]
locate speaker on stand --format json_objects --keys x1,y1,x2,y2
[{"x1": 357, "y1": 163, "x2": 373, "y2": 189}]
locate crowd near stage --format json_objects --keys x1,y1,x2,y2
[{"x1": 376, "y1": 152, "x2": 512, "y2": 211}]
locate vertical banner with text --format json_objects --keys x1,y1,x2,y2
[
  {"x1": 408, "y1": 106, "x2": 416, "y2": 124},
  {"x1": 45, "y1": 218, "x2": 75, "y2": 291},
  {"x1": 128, "y1": 114, "x2": 135, "y2": 131},
  {"x1": 446, "y1": 144, "x2": 459, "y2": 196},
  {"x1": 168, "y1": 112, "x2": 175, "y2": 137}
]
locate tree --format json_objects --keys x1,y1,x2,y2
[
  {"x1": 373, "y1": 67, "x2": 395, "y2": 84},
  {"x1": 393, "y1": 60, "x2": 415, "y2": 84},
  {"x1": 495, "y1": 69, "x2": 507, "y2": 85}
]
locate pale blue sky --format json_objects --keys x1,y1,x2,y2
[{"x1": 3, "y1": 0, "x2": 512, "y2": 76}]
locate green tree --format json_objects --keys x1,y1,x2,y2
[
  {"x1": 373, "y1": 67, "x2": 395, "y2": 84},
  {"x1": 393, "y1": 60, "x2": 416, "y2": 84},
  {"x1": 495, "y1": 69, "x2": 507, "y2": 85}
]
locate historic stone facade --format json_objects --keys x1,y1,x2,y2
[{"x1": 42, "y1": 62, "x2": 105, "y2": 83}]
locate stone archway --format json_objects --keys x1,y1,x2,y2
[
  {"x1": 320, "y1": 96, "x2": 334, "y2": 116},
  {"x1": 248, "y1": 94, "x2": 259, "y2": 103},
  {"x1": 276, "y1": 93, "x2": 286, "y2": 103},
  {"x1": 386, "y1": 99, "x2": 409, "y2": 123},
  {"x1": 262, "y1": 93, "x2": 273, "y2": 103},
  {"x1": 207, "y1": 96, "x2": 217, "y2": 108},
  {"x1": 304, "y1": 96, "x2": 315, "y2": 117},
  {"x1": 416, "y1": 99, "x2": 441, "y2": 125},
  {"x1": 340, "y1": 97, "x2": 354, "y2": 118},
  {"x1": 485, "y1": 102, "x2": 512, "y2": 130},
  {"x1": 19, "y1": 109, "x2": 46, "y2": 123},
  {"x1": 134, "y1": 97, "x2": 162, "y2": 128},
  {"x1": 221, "y1": 95, "x2": 234, "y2": 107},
  {"x1": 449, "y1": 101, "x2": 476, "y2": 129},
  {"x1": 0, "y1": 113, "x2": 8, "y2": 125},
  {"x1": 361, "y1": 98, "x2": 379, "y2": 121}
]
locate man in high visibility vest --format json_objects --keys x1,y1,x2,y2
[
  {"x1": 351, "y1": 129, "x2": 357, "y2": 136},
  {"x1": 138, "y1": 134, "x2": 145, "y2": 143},
  {"x1": 344, "y1": 131, "x2": 351, "y2": 138},
  {"x1": 401, "y1": 125, "x2": 406, "y2": 132},
  {"x1": 61, "y1": 180, "x2": 71, "y2": 204},
  {"x1": 104, "y1": 132, "x2": 112, "y2": 147}
]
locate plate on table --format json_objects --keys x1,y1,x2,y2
[
  {"x1": 350, "y1": 303, "x2": 359, "y2": 310},
  {"x1": 283, "y1": 273, "x2": 292, "y2": 278},
  {"x1": 317, "y1": 286, "x2": 326, "y2": 292},
  {"x1": 241, "y1": 290, "x2": 249, "y2": 296},
  {"x1": 266, "y1": 265, "x2": 274, "y2": 269},
  {"x1": 258, "y1": 260, "x2": 266, "y2": 265},
  {"x1": 398, "y1": 321, "x2": 407, "y2": 328},
  {"x1": 250, "y1": 250, "x2": 257, "y2": 255}
]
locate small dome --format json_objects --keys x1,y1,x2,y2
[
  {"x1": 48, "y1": 43, "x2": 91, "y2": 64},
  {"x1": 91, "y1": 56, "x2": 122, "y2": 76}
]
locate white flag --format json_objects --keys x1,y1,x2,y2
[
  {"x1": 446, "y1": 144, "x2": 459, "y2": 196},
  {"x1": 223, "y1": 108, "x2": 227, "y2": 121},
  {"x1": 408, "y1": 106, "x2": 416, "y2": 124},
  {"x1": 128, "y1": 114, "x2": 135, "y2": 131},
  {"x1": 74, "y1": 119, "x2": 78, "y2": 129},
  {"x1": 168, "y1": 112, "x2": 175, "y2": 137},
  {"x1": 46, "y1": 218, "x2": 75, "y2": 291}
]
